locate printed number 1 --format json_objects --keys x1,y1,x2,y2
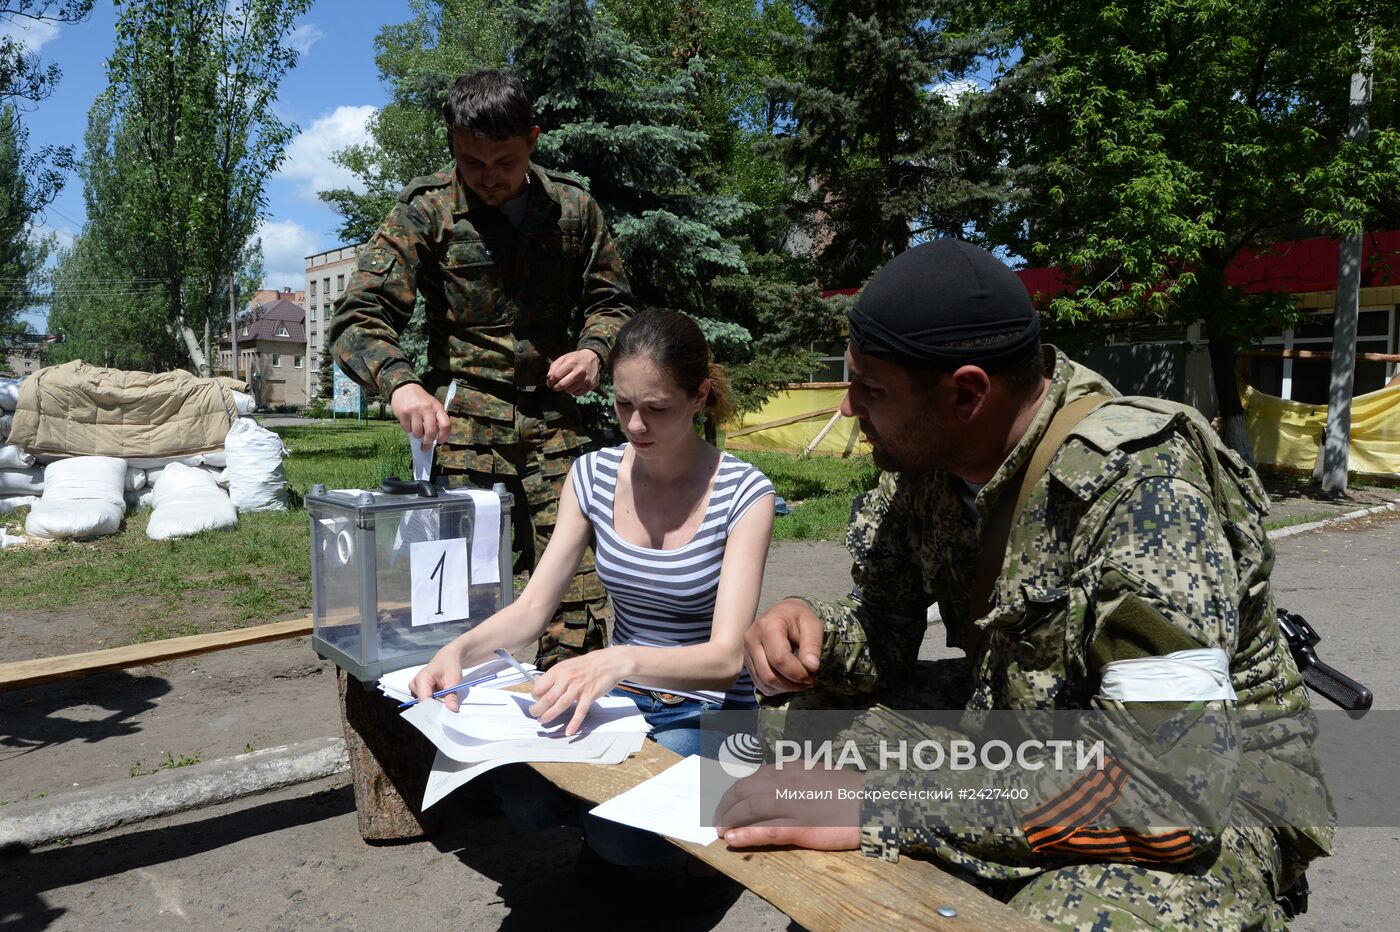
[{"x1": 429, "y1": 550, "x2": 447, "y2": 615}]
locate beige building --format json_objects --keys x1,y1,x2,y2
[
  {"x1": 216, "y1": 297, "x2": 307, "y2": 408},
  {"x1": 305, "y1": 244, "x2": 363, "y2": 400},
  {"x1": 3, "y1": 347, "x2": 43, "y2": 378}
]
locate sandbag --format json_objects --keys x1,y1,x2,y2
[
  {"x1": 0, "y1": 494, "x2": 36, "y2": 515},
  {"x1": 125, "y1": 487, "x2": 156, "y2": 510},
  {"x1": 25, "y1": 456, "x2": 126, "y2": 540},
  {"x1": 0, "y1": 444, "x2": 35, "y2": 468},
  {"x1": 0, "y1": 411, "x2": 11, "y2": 442},
  {"x1": 126, "y1": 453, "x2": 213, "y2": 469},
  {"x1": 224, "y1": 418, "x2": 288, "y2": 512},
  {"x1": 200, "y1": 450, "x2": 227, "y2": 468},
  {"x1": 0, "y1": 467, "x2": 42, "y2": 495},
  {"x1": 1, "y1": 528, "x2": 27, "y2": 548},
  {"x1": 0, "y1": 377, "x2": 20, "y2": 411},
  {"x1": 146, "y1": 463, "x2": 238, "y2": 540},
  {"x1": 125, "y1": 466, "x2": 146, "y2": 492},
  {"x1": 230, "y1": 391, "x2": 255, "y2": 416}
]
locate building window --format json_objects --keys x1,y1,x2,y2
[
  {"x1": 294, "y1": 355, "x2": 303, "y2": 368},
  {"x1": 309, "y1": 280, "x2": 317, "y2": 297},
  {"x1": 271, "y1": 354, "x2": 281, "y2": 368},
  {"x1": 274, "y1": 325, "x2": 289, "y2": 337},
  {"x1": 323, "y1": 277, "x2": 330, "y2": 294},
  {"x1": 311, "y1": 334, "x2": 319, "y2": 349},
  {"x1": 336, "y1": 274, "x2": 345, "y2": 293},
  {"x1": 310, "y1": 306, "x2": 317, "y2": 322}
]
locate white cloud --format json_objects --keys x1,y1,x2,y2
[
  {"x1": 278, "y1": 105, "x2": 376, "y2": 203},
  {"x1": 254, "y1": 218, "x2": 321, "y2": 293},
  {"x1": 932, "y1": 79, "x2": 978, "y2": 105},
  {"x1": 288, "y1": 23, "x2": 325, "y2": 56},
  {"x1": 0, "y1": 17, "x2": 60, "y2": 53}
]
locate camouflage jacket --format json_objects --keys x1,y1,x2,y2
[
  {"x1": 328, "y1": 163, "x2": 633, "y2": 429},
  {"x1": 808, "y1": 349, "x2": 1332, "y2": 875}
]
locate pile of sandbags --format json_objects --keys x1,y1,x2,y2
[
  {"x1": 0, "y1": 377, "x2": 42, "y2": 508},
  {"x1": 1, "y1": 369, "x2": 290, "y2": 544}
]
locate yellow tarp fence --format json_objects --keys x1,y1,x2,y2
[
  {"x1": 1245, "y1": 381, "x2": 1400, "y2": 476},
  {"x1": 723, "y1": 385, "x2": 870, "y2": 458}
]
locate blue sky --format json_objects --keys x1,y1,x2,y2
[{"x1": 7, "y1": 0, "x2": 419, "y2": 329}]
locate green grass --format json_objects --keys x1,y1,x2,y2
[{"x1": 729, "y1": 450, "x2": 880, "y2": 542}]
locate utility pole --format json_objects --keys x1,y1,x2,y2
[
  {"x1": 230, "y1": 271, "x2": 239, "y2": 381},
  {"x1": 1320, "y1": 38, "x2": 1374, "y2": 495}
]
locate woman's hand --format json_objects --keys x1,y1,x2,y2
[
  {"x1": 528, "y1": 647, "x2": 633, "y2": 735},
  {"x1": 409, "y1": 642, "x2": 468, "y2": 712}
]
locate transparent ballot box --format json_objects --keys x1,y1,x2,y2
[{"x1": 306, "y1": 479, "x2": 514, "y2": 682}]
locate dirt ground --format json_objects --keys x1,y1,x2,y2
[{"x1": 3, "y1": 517, "x2": 1399, "y2": 930}]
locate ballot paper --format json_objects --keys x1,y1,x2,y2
[
  {"x1": 399, "y1": 686, "x2": 652, "y2": 808},
  {"x1": 588, "y1": 755, "x2": 746, "y2": 846},
  {"x1": 376, "y1": 656, "x2": 536, "y2": 705}
]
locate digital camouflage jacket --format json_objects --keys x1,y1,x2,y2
[
  {"x1": 806, "y1": 349, "x2": 1332, "y2": 879},
  {"x1": 329, "y1": 163, "x2": 632, "y2": 429}
]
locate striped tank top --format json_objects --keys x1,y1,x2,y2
[{"x1": 570, "y1": 445, "x2": 775, "y2": 705}]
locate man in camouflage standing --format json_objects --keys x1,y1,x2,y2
[
  {"x1": 330, "y1": 70, "x2": 632, "y2": 668},
  {"x1": 717, "y1": 240, "x2": 1332, "y2": 928}
]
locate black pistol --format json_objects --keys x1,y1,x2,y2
[{"x1": 1276, "y1": 608, "x2": 1373, "y2": 717}]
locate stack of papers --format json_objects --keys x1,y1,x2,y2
[
  {"x1": 376, "y1": 656, "x2": 536, "y2": 704},
  {"x1": 400, "y1": 686, "x2": 652, "y2": 809}
]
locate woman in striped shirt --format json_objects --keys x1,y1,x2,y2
[{"x1": 411, "y1": 308, "x2": 776, "y2": 757}]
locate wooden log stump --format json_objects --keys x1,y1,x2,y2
[{"x1": 336, "y1": 667, "x2": 442, "y2": 843}]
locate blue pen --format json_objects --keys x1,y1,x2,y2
[{"x1": 397, "y1": 668, "x2": 508, "y2": 710}]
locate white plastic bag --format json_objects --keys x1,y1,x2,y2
[
  {"x1": 0, "y1": 377, "x2": 21, "y2": 411},
  {"x1": 0, "y1": 411, "x2": 11, "y2": 443},
  {"x1": 1, "y1": 528, "x2": 28, "y2": 548},
  {"x1": 0, "y1": 444, "x2": 34, "y2": 468},
  {"x1": 124, "y1": 466, "x2": 147, "y2": 492},
  {"x1": 25, "y1": 456, "x2": 126, "y2": 540},
  {"x1": 125, "y1": 487, "x2": 156, "y2": 510},
  {"x1": 0, "y1": 467, "x2": 42, "y2": 495},
  {"x1": 126, "y1": 454, "x2": 209, "y2": 469},
  {"x1": 0, "y1": 494, "x2": 36, "y2": 515},
  {"x1": 224, "y1": 418, "x2": 289, "y2": 512},
  {"x1": 146, "y1": 463, "x2": 238, "y2": 539},
  {"x1": 230, "y1": 391, "x2": 255, "y2": 416}
]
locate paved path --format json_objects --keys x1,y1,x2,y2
[{"x1": 3, "y1": 517, "x2": 1397, "y2": 930}]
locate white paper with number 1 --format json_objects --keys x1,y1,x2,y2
[{"x1": 410, "y1": 536, "x2": 471, "y2": 626}]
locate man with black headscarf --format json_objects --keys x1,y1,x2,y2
[{"x1": 717, "y1": 240, "x2": 1331, "y2": 928}]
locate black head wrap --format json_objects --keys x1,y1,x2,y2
[{"x1": 847, "y1": 239, "x2": 1040, "y2": 372}]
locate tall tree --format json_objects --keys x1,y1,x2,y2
[
  {"x1": 0, "y1": 2, "x2": 94, "y2": 353},
  {"x1": 319, "y1": 0, "x2": 512, "y2": 243},
  {"x1": 980, "y1": 0, "x2": 1400, "y2": 460},
  {"x1": 0, "y1": 107, "x2": 55, "y2": 352},
  {"x1": 50, "y1": 0, "x2": 310, "y2": 375},
  {"x1": 768, "y1": 0, "x2": 1004, "y2": 286}
]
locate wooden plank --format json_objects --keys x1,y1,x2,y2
[
  {"x1": 726, "y1": 405, "x2": 842, "y2": 440},
  {"x1": 0, "y1": 616, "x2": 314, "y2": 692},
  {"x1": 531, "y1": 741, "x2": 1046, "y2": 932},
  {"x1": 804, "y1": 409, "x2": 847, "y2": 455}
]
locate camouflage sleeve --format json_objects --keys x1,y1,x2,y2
[
  {"x1": 807, "y1": 472, "x2": 931, "y2": 697},
  {"x1": 328, "y1": 201, "x2": 432, "y2": 397},
  {"x1": 573, "y1": 195, "x2": 633, "y2": 361},
  {"x1": 854, "y1": 475, "x2": 1243, "y2": 870}
]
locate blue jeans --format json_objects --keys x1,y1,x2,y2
[{"x1": 490, "y1": 688, "x2": 754, "y2": 866}]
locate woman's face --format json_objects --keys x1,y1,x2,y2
[{"x1": 612, "y1": 356, "x2": 708, "y2": 457}]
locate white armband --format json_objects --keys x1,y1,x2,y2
[{"x1": 1099, "y1": 647, "x2": 1236, "y2": 703}]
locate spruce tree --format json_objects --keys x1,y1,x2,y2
[{"x1": 769, "y1": 0, "x2": 1003, "y2": 286}]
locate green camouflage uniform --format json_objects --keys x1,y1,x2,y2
[
  {"x1": 330, "y1": 163, "x2": 633, "y2": 668},
  {"x1": 793, "y1": 348, "x2": 1333, "y2": 929}
]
